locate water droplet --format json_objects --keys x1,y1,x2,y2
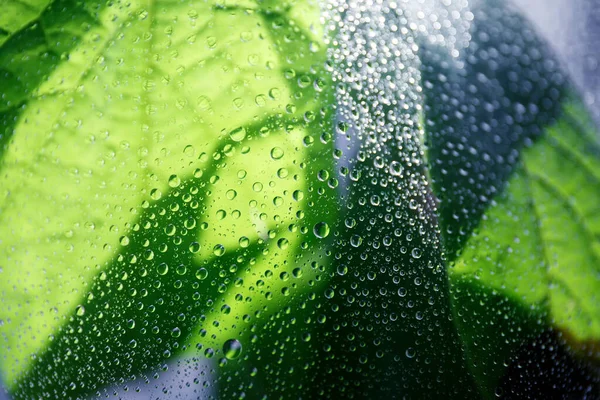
[
  {"x1": 184, "y1": 217, "x2": 196, "y2": 230},
  {"x1": 390, "y1": 161, "x2": 403, "y2": 176},
  {"x1": 197, "y1": 96, "x2": 211, "y2": 110},
  {"x1": 313, "y1": 222, "x2": 330, "y2": 239},
  {"x1": 229, "y1": 127, "x2": 247, "y2": 142},
  {"x1": 411, "y1": 248, "x2": 422, "y2": 259},
  {"x1": 277, "y1": 168, "x2": 288, "y2": 179},
  {"x1": 238, "y1": 236, "x2": 250, "y2": 248},
  {"x1": 255, "y1": 94, "x2": 267, "y2": 107},
  {"x1": 189, "y1": 242, "x2": 201, "y2": 253},
  {"x1": 273, "y1": 196, "x2": 283, "y2": 206},
  {"x1": 269, "y1": 88, "x2": 280, "y2": 100},
  {"x1": 213, "y1": 244, "x2": 225, "y2": 256},
  {"x1": 270, "y1": 147, "x2": 284, "y2": 160},
  {"x1": 223, "y1": 339, "x2": 242, "y2": 360},
  {"x1": 168, "y1": 174, "x2": 181, "y2": 188},
  {"x1": 318, "y1": 170, "x2": 329, "y2": 181},
  {"x1": 157, "y1": 263, "x2": 169, "y2": 276},
  {"x1": 350, "y1": 235, "x2": 363, "y2": 247},
  {"x1": 150, "y1": 188, "x2": 162, "y2": 200},
  {"x1": 226, "y1": 189, "x2": 237, "y2": 200},
  {"x1": 196, "y1": 268, "x2": 208, "y2": 280},
  {"x1": 76, "y1": 305, "x2": 85, "y2": 317},
  {"x1": 337, "y1": 122, "x2": 349, "y2": 133},
  {"x1": 183, "y1": 145, "x2": 195, "y2": 157},
  {"x1": 293, "y1": 190, "x2": 304, "y2": 201},
  {"x1": 144, "y1": 249, "x2": 155, "y2": 260}
]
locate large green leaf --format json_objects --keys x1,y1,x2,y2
[
  {"x1": 1, "y1": 0, "x2": 599, "y2": 398},
  {"x1": 0, "y1": 0, "x2": 337, "y2": 397},
  {"x1": 421, "y1": 1, "x2": 600, "y2": 397},
  {"x1": 449, "y1": 96, "x2": 600, "y2": 396}
]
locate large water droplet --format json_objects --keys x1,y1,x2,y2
[
  {"x1": 229, "y1": 127, "x2": 247, "y2": 142},
  {"x1": 270, "y1": 147, "x2": 284, "y2": 160},
  {"x1": 75, "y1": 305, "x2": 85, "y2": 317},
  {"x1": 313, "y1": 222, "x2": 330, "y2": 239},
  {"x1": 195, "y1": 268, "x2": 208, "y2": 280},
  {"x1": 223, "y1": 339, "x2": 243, "y2": 360},
  {"x1": 168, "y1": 174, "x2": 181, "y2": 188}
]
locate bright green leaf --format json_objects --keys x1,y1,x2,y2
[
  {"x1": 2, "y1": 0, "x2": 599, "y2": 398},
  {"x1": 0, "y1": 0, "x2": 336, "y2": 397}
]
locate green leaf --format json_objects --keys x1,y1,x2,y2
[
  {"x1": 0, "y1": 0, "x2": 336, "y2": 397},
  {"x1": 449, "y1": 96, "x2": 600, "y2": 395},
  {"x1": 0, "y1": 0, "x2": 52, "y2": 47},
  {"x1": 2, "y1": 0, "x2": 599, "y2": 398},
  {"x1": 0, "y1": 0, "x2": 111, "y2": 156},
  {"x1": 421, "y1": 1, "x2": 600, "y2": 397}
]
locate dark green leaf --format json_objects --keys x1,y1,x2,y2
[{"x1": 421, "y1": 1, "x2": 600, "y2": 397}]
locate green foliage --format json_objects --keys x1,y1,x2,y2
[
  {"x1": 0, "y1": 0, "x2": 598, "y2": 399},
  {"x1": 0, "y1": 0, "x2": 336, "y2": 397}
]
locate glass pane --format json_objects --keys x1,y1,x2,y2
[{"x1": 1, "y1": 0, "x2": 598, "y2": 398}]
